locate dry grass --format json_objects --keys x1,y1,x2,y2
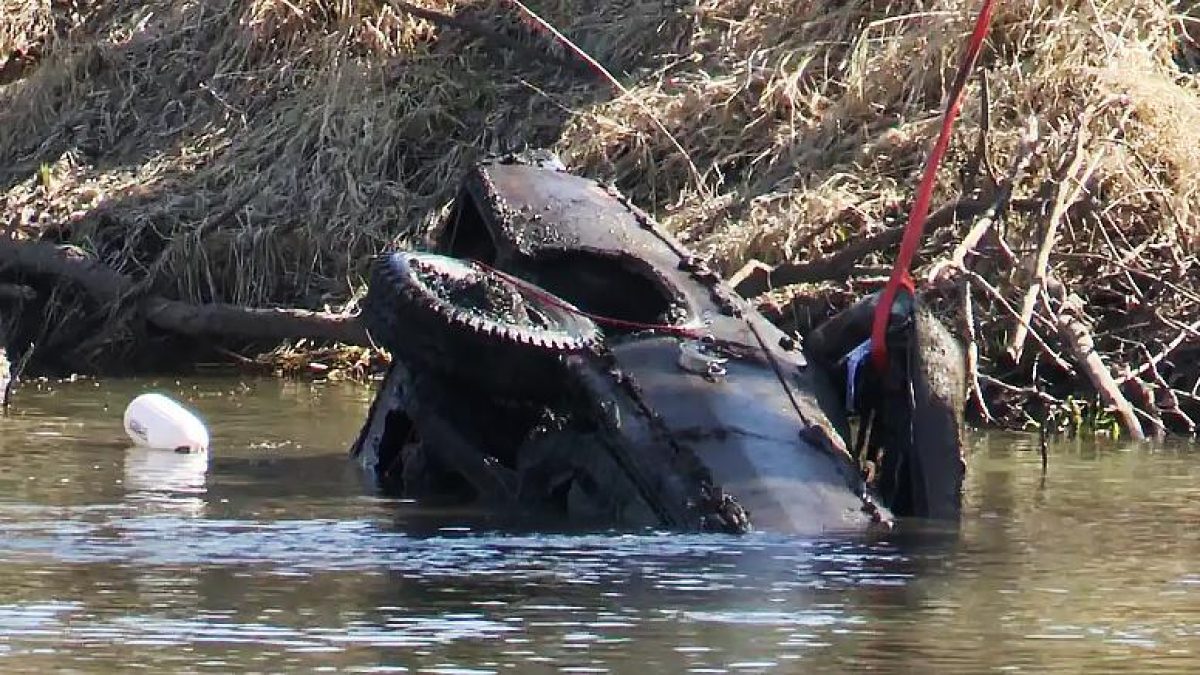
[
  {"x1": 1, "y1": 0, "x2": 608, "y2": 309},
  {"x1": 3, "y1": 0, "x2": 1195, "y2": 285},
  {"x1": 562, "y1": 0, "x2": 1198, "y2": 265},
  {"x1": 0, "y1": 1, "x2": 53, "y2": 60},
  {"x1": 2, "y1": 0, "x2": 1199, "y2": 425}
]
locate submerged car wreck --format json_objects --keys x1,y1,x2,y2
[{"x1": 350, "y1": 151, "x2": 967, "y2": 535}]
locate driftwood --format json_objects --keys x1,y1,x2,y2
[
  {"x1": 945, "y1": 263, "x2": 1075, "y2": 374},
  {"x1": 934, "y1": 213, "x2": 1148, "y2": 440},
  {"x1": 1007, "y1": 113, "x2": 1091, "y2": 363},
  {"x1": 1124, "y1": 375, "x2": 1166, "y2": 441},
  {"x1": 0, "y1": 236, "x2": 370, "y2": 348},
  {"x1": 1134, "y1": 342, "x2": 1195, "y2": 434},
  {"x1": 727, "y1": 88, "x2": 1193, "y2": 438}
]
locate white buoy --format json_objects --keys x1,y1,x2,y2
[{"x1": 123, "y1": 393, "x2": 210, "y2": 453}]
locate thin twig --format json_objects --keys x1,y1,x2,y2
[
  {"x1": 1054, "y1": 252, "x2": 1200, "y2": 305},
  {"x1": 960, "y1": 275, "x2": 992, "y2": 422},
  {"x1": 1032, "y1": 352, "x2": 1048, "y2": 471},
  {"x1": 1116, "y1": 312, "x2": 1200, "y2": 385},
  {"x1": 942, "y1": 263, "x2": 1076, "y2": 374},
  {"x1": 1157, "y1": 310, "x2": 1200, "y2": 338},
  {"x1": 732, "y1": 199, "x2": 990, "y2": 297},
  {"x1": 979, "y1": 372, "x2": 1062, "y2": 405},
  {"x1": 961, "y1": 70, "x2": 993, "y2": 191},
  {"x1": 1008, "y1": 111, "x2": 1094, "y2": 362},
  {"x1": 944, "y1": 115, "x2": 1039, "y2": 272}
]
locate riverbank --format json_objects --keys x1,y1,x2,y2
[{"x1": 2, "y1": 0, "x2": 1198, "y2": 434}]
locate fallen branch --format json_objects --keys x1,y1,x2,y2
[
  {"x1": 1124, "y1": 376, "x2": 1166, "y2": 440},
  {"x1": 145, "y1": 297, "x2": 368, "y2": 344},
  {"x1": 0, "y1": 239, "x2": 129, "y2": 300},
  {"x1": 1137, "y1": 344, "x2": 1196, "y2": 434},
  {"x1": 0, "y1": 236, "x2": 370, "y2": 348},
  {"x1": 1053, "y1": 293, "x2": 1146, "y2": 440},
  {"x1": 1008, "y1": 114, "x2": 1092, "y2": 362},
  {"x1": 1009, "y1": 98, "x2": 1129, "y2": 363},
  {"x1": 731, "y1": 198, "x2": 990, "y2": 297}
]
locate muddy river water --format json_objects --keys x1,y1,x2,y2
[{"x1": 0, "y1": 377, "x2": 1197, "y2": 672}]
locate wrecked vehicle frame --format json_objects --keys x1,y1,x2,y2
[{"x1": 350, "y1": 151, "x2": 967, "y2": 536}]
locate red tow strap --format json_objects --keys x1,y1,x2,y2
[{"x1": 870, "y1": 0, "x2": 998, "y2": 372}]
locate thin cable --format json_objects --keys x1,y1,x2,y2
[
  {"x1": 473, "y1": 260, "x2": 708, "y2": 338},
  {"x1": 502, "y1": 0, "x2": 709, "y2": 200}
]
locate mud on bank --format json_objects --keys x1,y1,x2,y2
[{"x1": 2, "y1": 0, "x2": 1199, "y2": 435}]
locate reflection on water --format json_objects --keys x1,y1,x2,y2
[
  {"x1": 0, "y1": 377, "x2": 1197, "y2": 672},
  {"x1": 123, "y1": 446, "x2": 209, "y2": 517}
]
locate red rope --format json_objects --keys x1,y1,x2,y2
[{"x1": 870, "y1": 0, "x2": 998, "y2": 372}]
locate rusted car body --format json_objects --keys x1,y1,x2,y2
[{"x1": 351, "y1": 151, "x2": 966, "y2": 535}]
